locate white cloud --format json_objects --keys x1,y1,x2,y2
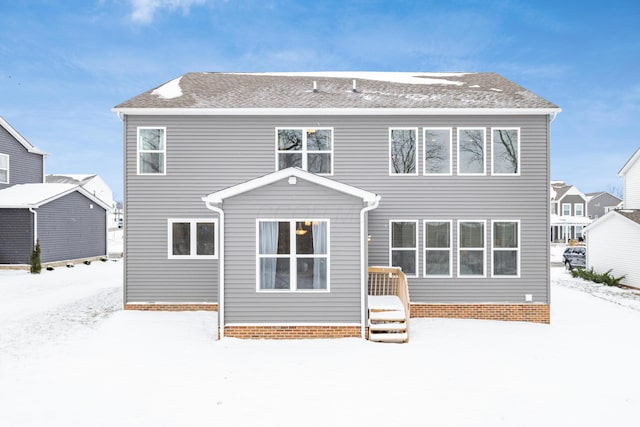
[{"x1": 130, "y1": 0, "x2": 209, "y2": 24}]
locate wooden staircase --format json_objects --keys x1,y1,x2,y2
[{"x1": 368, "y1": 267, "x2": 410, "y2": 343}]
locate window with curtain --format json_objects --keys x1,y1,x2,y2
[
  {"x1": 458, "y1": 220, "x2": 485, "y2": 276},
  {"x1": 390, "y1": 220, "x2": 418, "y2": 276},
  {"x1": 424, "y1": 221, "x2": 452, "y2": 277},
  {"x1": 258, "y1": 220, "x2": 328, "y2": 291},
  {"x1": 492, "y1": 221, "x2": 519, "y2": 277},
  {"x1": 389, "y1": 128, "x2": 417, "y2": 175},
  {"x1": 276, "y1": 128, "x2": 332, "y2": 174},
  {"x1": 138, "y1": 127, "x2": 166, "y2": 174},
  {"x1": 168, "y1": 219, "x2": 217, "y2": 259}
]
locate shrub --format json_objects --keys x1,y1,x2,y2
[
  {"x1": 570, "y1": 267, "x2": 626, "y2": 287},
  {"x1": 30, "y1": 240, "x2": 42, "y2": 274}
]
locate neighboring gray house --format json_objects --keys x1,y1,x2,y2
[
  {"x1": 0, "y1": 116, "x2": 46, "y2": 189},
  {"x1": 0, "y1": 116, "x2": 110, "y2": 266},
  {"x1": 113, "y1": 72, "x2": 561, "y2": 339},
  {"x1": 550, "y1": 181, "x2": 591, "y2": 242},
  {"x1": 586, "y1": 191, "x2": 622, "y2": 220},
  {"x1": 0, "y1": 184, "x2": 109, "y2": 264}
]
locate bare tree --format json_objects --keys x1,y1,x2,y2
[
  {"x1": 459, "y1": 129, "x2": 484, "y2": 173},
  {"x1": 493, "y1": 129, "x2": 518, "y2": 173},
  {"x1": 391, "y1": 130, "x2": 416, "y2": 174}
]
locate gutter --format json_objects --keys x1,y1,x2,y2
[
  {"x1": 360, "y1": 195, "x2": 381, "y2": 339},
  {"x1": 204, "y1": 200, "x2": 225, "y2": 339},
  {"x1": 29, "y1": 208, "x2": 37, "y2": 245}
]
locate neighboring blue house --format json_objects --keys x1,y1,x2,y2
[
  {"x1": 113, "y1": 72, "x2": 561, "y2": 340},
  {"x1": 0, "y1": 116, "x2": 109, "y2": 266}
]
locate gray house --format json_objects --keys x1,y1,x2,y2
[
  {"x1": 586, "y1": 191, "x2": 622, "y2": 220},
  {"x1": 0, "y1": 116, "x2": 109, "y2": 266},
  {"x1": 113, "y1": 72, "x2": 561, "y2": 340}
]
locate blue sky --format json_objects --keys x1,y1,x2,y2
[{"x1": 1, "y1": 0, "x2": 639, "y2": 201}]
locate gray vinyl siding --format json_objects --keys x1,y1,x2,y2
[
  {"x1": 37, "y1": 191, "x2": 107, "y2": 263},
  {"x1": 0, "y1": 125, "x2": 44, "y2": 189},
  {"x1": 124, "y1": 114, "x2": 550, "y2": 306},
  {"x1": 588, "y1": 193, "x2": 621, "y2": 219},
  {"x1": 223, "y1": 179, "x2": 363, "y2": 324},
  {"x1": 0, "y1": 209, "x2": 33, "y2": 264},
  {"x1": 559, "y1": 195, "x2": 586, "y2": 216}
]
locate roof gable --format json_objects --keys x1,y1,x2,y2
[
  {"x1": 115, "y1": 72, "x2": 560, "y2": 113},
  {"x1": 618, "y1": 147, "x2": 640, "y2": 176},
  {"x1": 584, "y1": 209, "x2": 640, "y2": 232},
  {"x1": 203, "y1": 168, "x2": 378, "y2": 205},
  {"x1": 0, "y1": 116, "x2": 46, "y2": 156},
  {"x1": 0, "y1": 183, "x2": 110, "y2": 209}
]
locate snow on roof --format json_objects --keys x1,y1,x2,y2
[
  {"x1": 0, "y1": 183, "x2": 78, "y2": 208},
  {"x1": 46, "y1": 174, "x2": 96, "y2": 185},
  {"x1": 550, "y1": 214, "x2": 592, "y2": 226},
  {"x1": 151, "y1": 76, "x2": 183, "y2": 99},
  {"x1": 114, "y1": 72, "x2": 560, "y2": 111}
]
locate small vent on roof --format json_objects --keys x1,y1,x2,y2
[
  {"x1": 352, "y1": 79, "x2": 358, "y2": 93},
  {"x1": 313, "y1": 81, "x2": 318, "y2": 93}
]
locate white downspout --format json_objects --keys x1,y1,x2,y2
[
  {"x1": 360, "y1": 195, "x2": 381, "y2": 339},
  {"x1": 204, "y1": 200, "x2": 225, "y2": 339},
  {"x1": 29, "y1": 208, "x2": 37, "y2": 245}
]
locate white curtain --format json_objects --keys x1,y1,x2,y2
[
  {"x1": 259, "y1": 221, "x2": 278, "y2": 289},
  {"x1": 312, "y1": 222, "x2": 327, "y2": 289}
]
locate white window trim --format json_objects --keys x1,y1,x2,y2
[
  {"x1": 389, "y1": 219, "x2": 419, "y2": 278},
  {"x1": 491, "y1": 220, "x2": 520, "y2": 278},
  {"x1": 423, "y1": 220, "x2": 452, "y2": 278},
  {"x1": 574, "y1": 203, "x2": 584, "y2": 217},
  {"x1": 167, "y1": 218, "x2": 218, "y2": 259},
  {"x1": 562, "y1": 203, "x2": 571, "y2": 216},
  {"x1": 275, "y1": 127, "x2": 334, "y2": 176},
  {"x1": 457, "y1": 127, "x2": 486, "y2": 176},
  {"x1": 389, "y1": 127, "x2": 419, "y2": 176},
  {"x1": 491, "y1": 127, "x2": 520, "y2": 176},
  {"x1": 256, "y1": 219, "x2": 331, "y2": 293},
  {"x1": 0, "y1": 153, "x2": 8, "y2": 184},
  {"x1": 457, "y1": 220, "x2": 486, "y2": 278},
  {"x1": 423, "y1": 127, "x2": 453, "y2": 176},
  {"x1": 137, "y1": 126, "x2": 167, "y2": 175}
]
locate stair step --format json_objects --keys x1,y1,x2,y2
[
  {"x1": 369, "y1": 322, "x2": 406, "y2": 332},
  {"x1": 369, "y1": 332, "x2": 408, "y2": 343},
  {"x1": 369, "y1": 310, "x2": 406, "y2": 322}
]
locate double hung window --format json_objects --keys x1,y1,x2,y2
[
  {"x1": 458, "y1": 128, "x2": 485, "y2": 175},
  {"x1": 276, "y1": 128, "x2": 332, "y2": 174},
  {"x1": 562, "y1": 203, "x2": 571, "y2": 216},
  {"x1": 389, "y1": 128, "x2": 417, "y2": 175},
  {"x1": 458, "y1": 220, "x2": 485, "y2": 276},
  {"x1": 390, "y1": 221, "x2": 418, "y2": 277},
  {"x1": 492, "y1": 128, "x2": 520, "y2": 175},
  {"x1": 424, "y1": 221, "x2": 452, "y2": 277},
  {"x1": 423, "y1": 128, "x2": 452, "y2": 175},
  {"x1": 574, "y1": 203, "x2": 584, "y2": 217},
  {"x1": 168, "y1": 219, "x2": 217, "y2": 259},
  {"x1": 492, "y1": 221, "x2": 519, "y2": 277},
  {"x1": 258, "y1": 220, "x2": 329, "y2": 291},
  {"x1": 138, "y1": 127, "x2": 166, "y2": 174},
  {"x1": 0, "y1": 153, "x2": 8, "y2": 183}
]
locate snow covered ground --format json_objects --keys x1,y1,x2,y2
[{"x1": 1, "y1": 255, "x2": 640, "y2": 426}]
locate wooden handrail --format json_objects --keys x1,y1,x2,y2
[{"x1": 368, "y1": 266, "x2": 410, "y2": 338}]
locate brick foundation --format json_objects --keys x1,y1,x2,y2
[
  {"x1": 410, "y1": 303, "x2": 550, "y2": 324},
  {"x1": 124, "y1": 304, "x2": 218, "y2": 311},
  {"x1": 224, "y1": 325, "x2": 362, "y2": 339}
]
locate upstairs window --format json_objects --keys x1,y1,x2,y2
[
  {"x1": 168, "y1": 219, "x2": 217, "y2": 259},
  {"x1": 258, "y1": 220, "x2": 329, "y2": 291},
  {"x1": 389, "y1": 128, "x2": 418, "y2": 175},
  {"x1": 458, "y1": 128, "x2": 485, "y2": 175},
  {"x1": 562, "y1": 203, "x2": 571, "y2": 216},
  {"x1": 390, "y1": 220, "x2": 418, "y2": 277},
  {"x1": 492, "y1": 128, "x2": 520, "y2": 175},
  {"x1": 277, "y1": 128, "x2": 333, "y2": 174},
  {"x1": 138, "y1": 127, "x2": 166, "y2": 174},
  {"x1": 0, "y1": 153, "x2": 8, "y2": 184},
  {"x1": 492, "y1": 221, "x2": 519, "y2": 277},
  {"x1": 424, "y1": 128, "x2": 452, "y2": 175},
  {"x1": 574, "y1": 203, "x2": 584, "y2": 217},
  {"x1": 458, "y1": 220, "x2": 485, "y2": 277}
]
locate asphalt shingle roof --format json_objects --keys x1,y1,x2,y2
[
  {"x1": 115, "y1": 72, "x2": 559, "y2": 110},
  {"x1": 617, "y1": 210, "x2": 640, "y2": 225}
]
